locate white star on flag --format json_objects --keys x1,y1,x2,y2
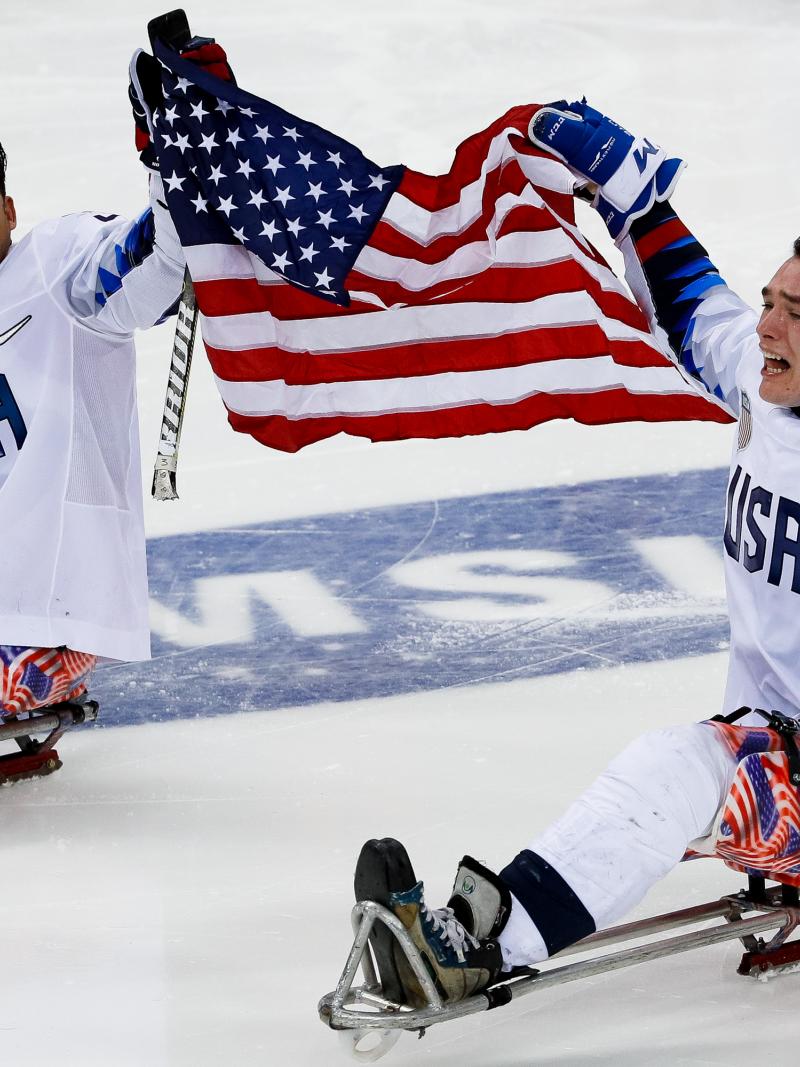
[
  {"x1": 348, "y1": 204, "x2": 368, "y2": 223},
  {"x1": 164, "y1": 171, "x2": 185, "y2": 192}
]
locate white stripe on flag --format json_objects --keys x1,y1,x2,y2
[
  {"x1": 380, "y1": 127, "x2": 577, "y2": 245},
  {"x1": 214, "y1": 357, "x2": 701, "y2": 420},
  {"x1": 199, "y1": 290, "x2": 661, "y2": 355}
]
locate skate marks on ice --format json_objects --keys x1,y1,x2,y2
[{"x1": 92, "y1": 467, "x2": 729, "y2": 726}]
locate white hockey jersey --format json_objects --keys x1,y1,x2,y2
[
  {"x1": 621, "y1": 249, "x2": 800, "y2": 720},
  {"x1": 684, "y1": 288, "x2": 800, "y2": 719},
  {"x1": 0, "y1": 176, "x2": 184, "y2": 660}
]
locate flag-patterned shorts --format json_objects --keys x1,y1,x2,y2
[
  {"x1": 0, "y1": 646, "x2": 97, "y2": 716},
  {"x1": 704, "y1": 719, "x2": 800, "y2": 887}
]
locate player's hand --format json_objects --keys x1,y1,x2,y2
[
  {"x1": 179, "y1": 39, "x2": 236, "y2": 84},
  {"x1": 529, "y1": 99, "x2": 684, "y2": 241},
  {"x1": 128, "y1": 36, "x2": 236, "y2": 173},
  {"x1": 129, "y1": 48, "x2": 162, "y2": 171}
]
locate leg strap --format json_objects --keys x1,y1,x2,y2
[{"x1": 499, "y1": 850, "x2": 596, "y2": 957}]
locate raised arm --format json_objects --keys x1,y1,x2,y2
[
  {"x1": 530, "y1": 101, "x2": 754, "y2": 417},
  {"x1": 48, "y1": 172, "x2": 185, "y2": 335}
]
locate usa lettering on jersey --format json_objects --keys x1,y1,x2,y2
[{"x1": 724, "y1": 464, "x2": 800, "y2": 593}]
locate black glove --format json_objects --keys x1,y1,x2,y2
[
  {"x1": 128, "y1": 35, "x2": 236, "y2": 172},
  {"x1": 129, "y1": 48, "x2": 163, "y2": 171}
]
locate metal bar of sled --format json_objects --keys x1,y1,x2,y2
[
  {"x1": 0, "y1": 707, "x2": 98, "y2": 744},
  {"x1": 554, "y1": 895, "x2": 747, "y2": 958},
  {"x1": 322, "y1": 903, "x2": 794, "y2": 1033},
  {"x1": 0, "y1": 714, "x2": 66, "y2": 743}
]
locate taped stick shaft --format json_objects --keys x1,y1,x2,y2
[{"x1": 152, "y1": 269, "x2": 198, "y2": 500}]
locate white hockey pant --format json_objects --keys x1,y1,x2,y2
[{"x1": 498, "y1": 723, "x2": 737, "y2": 966}]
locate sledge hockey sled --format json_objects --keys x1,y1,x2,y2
[
  {"x1": 0, "y1": 696, "x2": 99, "y2": 784},
  {"x1": 318, "y1": 874, "x2": 800, "y2": 1061}
]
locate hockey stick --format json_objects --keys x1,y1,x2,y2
[
  {"x1": 148, "y1": 10, "x2": 197, "y2": 502},
  {"x1": 151, "y1": 268, "x2": 198, "y2": 500}
]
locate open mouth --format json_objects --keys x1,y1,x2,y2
[{"x1": 763, "y1": 352, "x2": 791, "y2": 375}]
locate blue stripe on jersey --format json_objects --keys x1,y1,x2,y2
[
  {"x1": 95, "y1": 209, "x2": 158, "y2": 308},
  {"x1": 675, "y1": 272, "x2": 723, "y2": 302},
  {"x1": 662, "y1": 235, "x2": 695, "y2": 251},
  {"x1": 665, "y1": 256, "x2": 716, "y2": 281}
]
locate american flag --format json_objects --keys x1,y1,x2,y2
[
  {"x1": 151, "y1": 42, "x2": 732, "y2": 453},
  {"x1": 709, "y1": 722, "x2": 800, "y2": 887}
]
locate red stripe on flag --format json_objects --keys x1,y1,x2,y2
[
  {"x1": 196, "y1": 260, "x2": 652, "y2": 333},
  {"x1": 206, "y1": 330, "x2": 666, "y2": 386},
  {"x1": 396, "y1": 106, "x2": 540, "y2": 211},
  {"x1": 370, "y1": 196, "x2": 560, "y2": 264},
  {"x1": 224, "y1": 389, "x2": 731, "y2": 454}
]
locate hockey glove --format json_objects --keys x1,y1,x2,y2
[
  {"x1": 179, "y1": 40, "x2": 236, "y2": 84},
  {"x1": 128, "y1": 37, "x2": 236, "y2": 172},
  {"x1": 528, "y1": 99, "x2": 685, "y2": 241},
  {"x1": 129, "y1": 49, "x2": 162, "y2": 171}
]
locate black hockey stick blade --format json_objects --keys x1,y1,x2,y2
[{"x1": 148, "y1": 9, "x2": 192, "y2": 52}]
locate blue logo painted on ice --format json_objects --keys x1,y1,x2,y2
[{"x1": 93, "y1": 468, "x2": 729, "y2": 726}]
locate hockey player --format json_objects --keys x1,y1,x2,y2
[
  {"x1": 0, "y1": 102, "x2": 185, "y2": 722},
  {"x1": 355, "y1": 101, "x2": 800, "y2": 1008}
]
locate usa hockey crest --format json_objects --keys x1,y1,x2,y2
[{"x1": 737, "y1": 390, "x2": 753, "y2": 451}]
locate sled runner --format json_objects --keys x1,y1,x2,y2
[
  {"x1": 0, "y1": 696, "x2": 99, "y2": 784},
  {"x1": 318, "y1": 875, "x2": 800, "y2": 1062}
]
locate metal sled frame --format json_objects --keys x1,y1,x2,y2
[
  {"x1": 319, "y1": 878, "x2": 800, "y2": 1060},
  {"x1": 0, "y1": 697, "x2": 99, "y2": 783}
]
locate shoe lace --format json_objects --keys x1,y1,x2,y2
[{"x1": 423, "y1": 903, "x2": 480, "y2": 963}]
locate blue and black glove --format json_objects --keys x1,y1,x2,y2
[{"x1": 529, "y1": 99, "x2": 685, "y2": 241}]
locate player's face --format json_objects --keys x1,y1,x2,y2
[
  {"x1": 758, "y1": 255, "x2": 800, "y2": 408},
  {"x1": 0, "y1": 194, "x2": 16, "y2": 263}
]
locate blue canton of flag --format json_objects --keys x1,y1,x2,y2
[{"x1": 152, "y1": 41, "x2": 405, "y2": 307}]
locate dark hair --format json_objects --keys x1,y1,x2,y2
[
  {"x1": 0, "y1": 142, "x2": 5, "y2": 199},
  {"x1": 794, "y1": 236, "x2": 800, "y2": 258}
]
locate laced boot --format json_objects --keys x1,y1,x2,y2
[{"x1": 354, "y1": 838, "x2": 504, "y2": 1008}]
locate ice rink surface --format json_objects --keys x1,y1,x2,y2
[{"x1": 4, "y1": 1, "x2": 800, "y2": 1063}]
